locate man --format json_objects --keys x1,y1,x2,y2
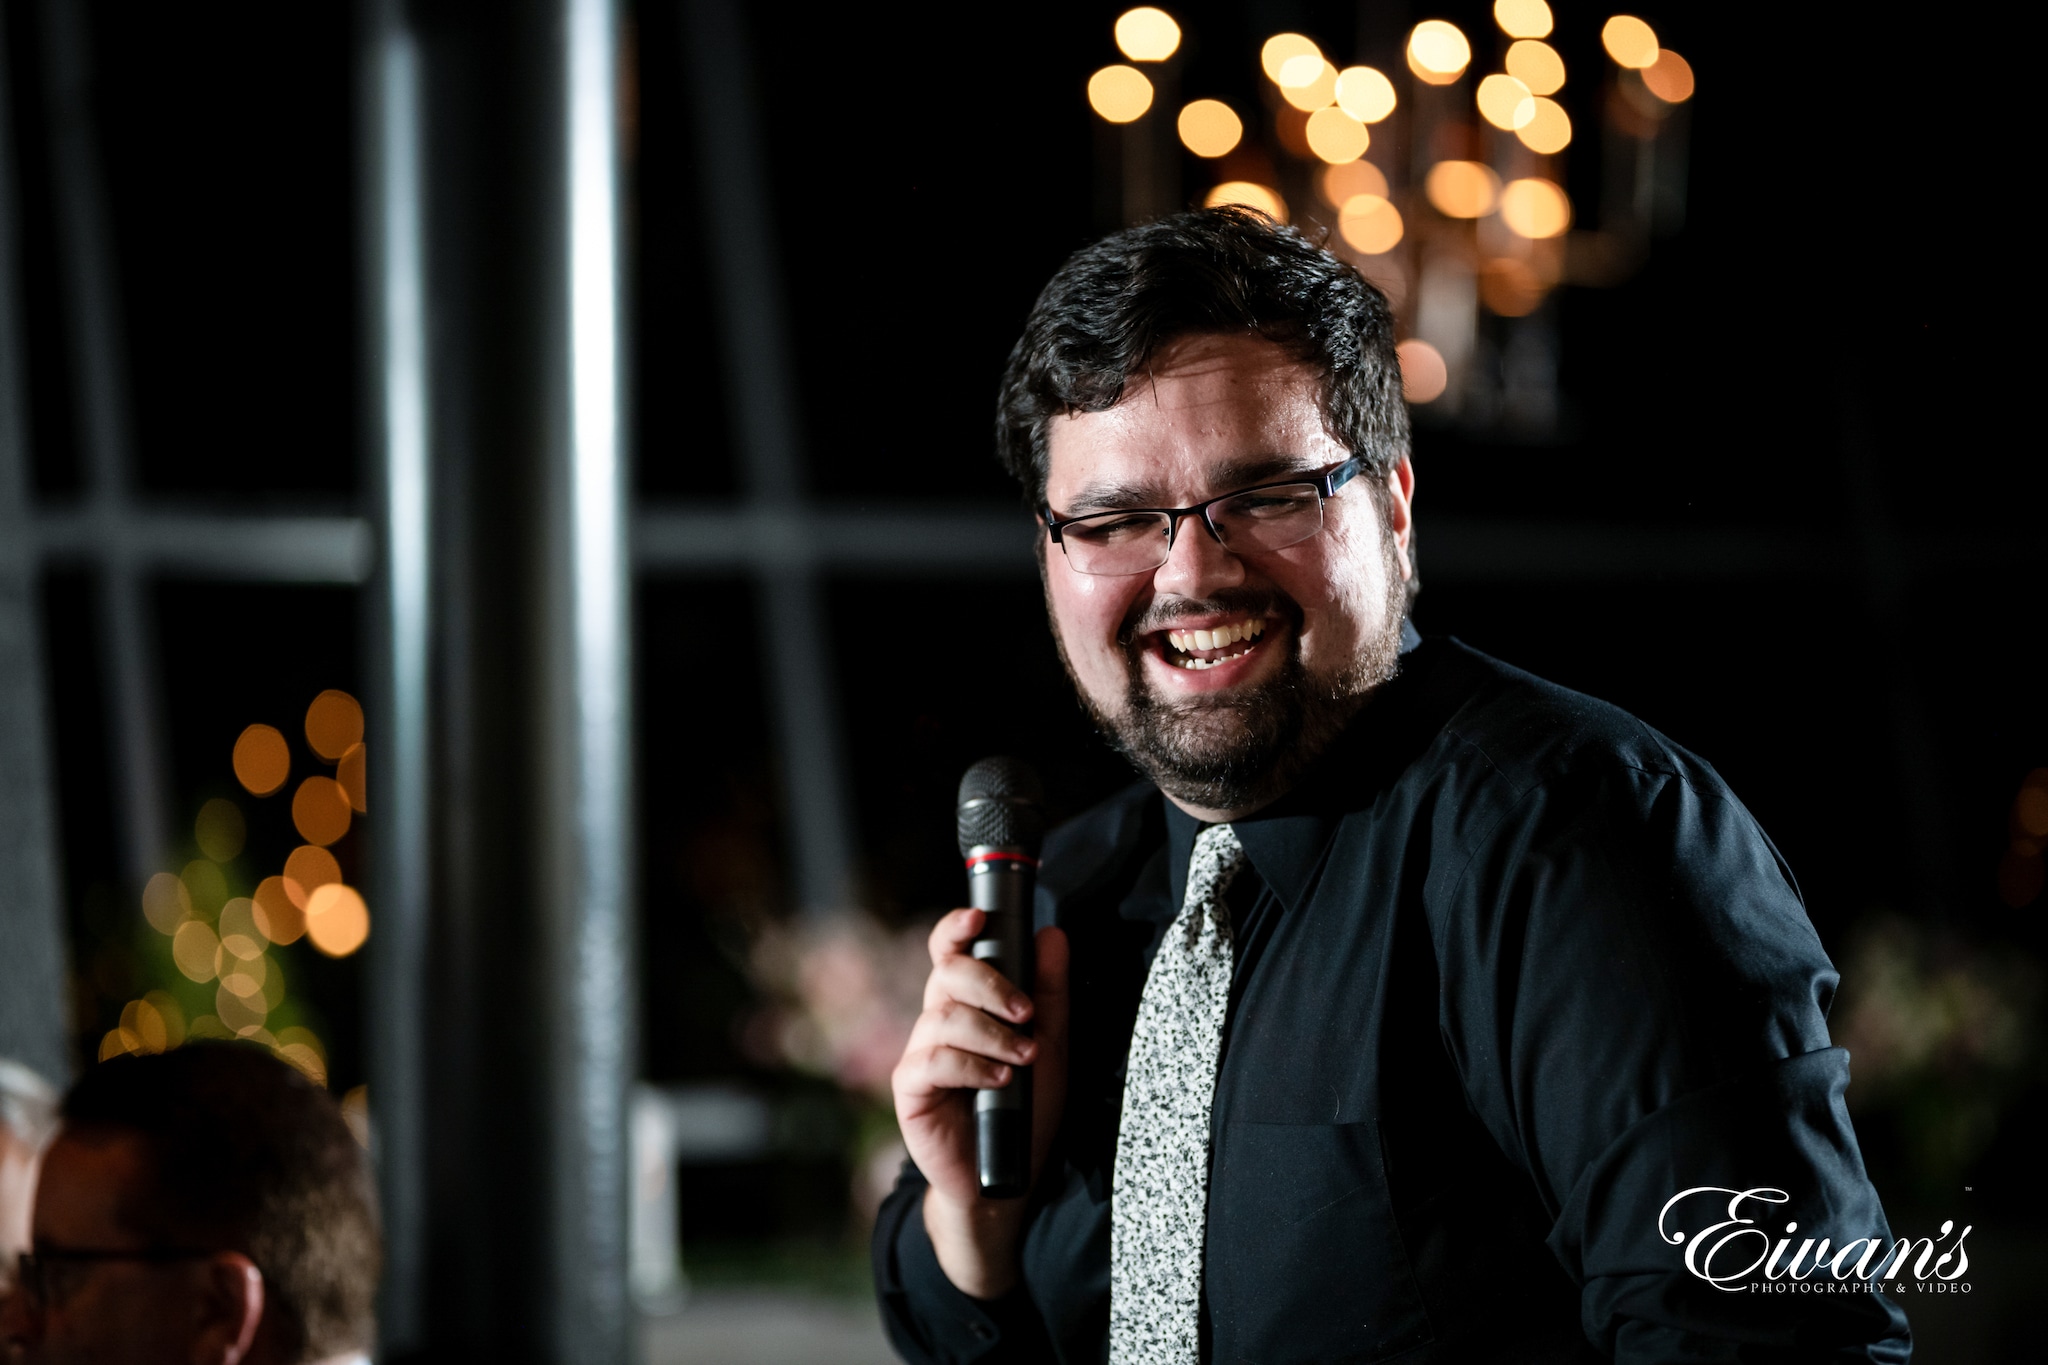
[
  {"x1": 1, "y1": 1043, "x2": 379, "y2": 1365},
  {"x1": 874, "y1": 209, "x2": 1911, "y2": 1362},
  {"x1": 1, "y1": 1059, "x2": 59, "y2": 1281}
]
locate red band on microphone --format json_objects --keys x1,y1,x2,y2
[{"x1": 964, "y1": 850, "x2": 1040, "y2": 872}]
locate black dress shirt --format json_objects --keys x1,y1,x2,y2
[{"x1": 873, "y1": 634, "x2": 1912, "y2": 1363}]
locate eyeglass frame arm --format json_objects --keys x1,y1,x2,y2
[{"x1": 1039, "y1": 455, "x2": 1365, "y2": 548}]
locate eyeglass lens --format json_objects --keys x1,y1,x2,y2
[{"x1": 1059, "y1": 484, "x2": 1324, "y2": 575}]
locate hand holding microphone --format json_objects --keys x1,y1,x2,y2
[
  {"x1": 889, "y1": 757, "x2": 1070, "y2": 1298},
  {"x1": 955, "y1": 757, "x2": 1043, "y2": 1197}
]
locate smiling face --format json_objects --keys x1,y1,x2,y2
[{"x1": 1041, "y1": 331, "x2": 1414, "y2": 819}]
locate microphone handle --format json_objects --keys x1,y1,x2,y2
[{"x1": 966, "y1": 845, "x2": 1034, "y2": 1198}]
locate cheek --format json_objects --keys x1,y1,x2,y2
[{"x1": 1047, "y1": 562, "x2": 1131, "y2": 636}]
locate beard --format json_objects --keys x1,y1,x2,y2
[{"x1": 1052, "y1": 533, "x2": 1409, "y2": 814}]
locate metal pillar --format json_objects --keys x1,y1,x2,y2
[
  {"x1": 679, "y1": 0, "x2": 855, "y2": 915},
  {"x1": 397, "y1": 1, "x2": 633, "y2": 1358},
  {"x1": 359, "y1": 0, "x2": 432, "y2": 1350},
  {"x1": 0, "y1": 0, "x2": 71, "y2": 1084}
]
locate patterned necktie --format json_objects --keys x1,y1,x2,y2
[{"x1": 1110, "y1": 822, "x2": 1247, "y2": 1365}]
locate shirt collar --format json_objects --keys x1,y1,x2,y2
[{"x1": 1159, "y1": 619, "x2": 1428, "y2": 916}]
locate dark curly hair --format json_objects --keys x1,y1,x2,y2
[{"x1": 994, "y1": 206, "x2": 1410, "y2": 509}]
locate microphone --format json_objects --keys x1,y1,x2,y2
[{"x1": 956, "y1": 756, "x2": 1045, "y2": 1199}]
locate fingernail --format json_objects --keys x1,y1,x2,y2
[{"x1": 1011, "y1": 997, "x2": 1032, "y2": 1020}]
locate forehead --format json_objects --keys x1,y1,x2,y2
[
  {"x1": 1044, "y1": 332, "x2": 1336, "y2": 506},
  {"x1": 34, "y1": 1129, "x2": 150, "y2": 1247}
]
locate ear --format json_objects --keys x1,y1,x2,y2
[
  {"x1": 1383, "y1": 455, "x2": 1416, "y2": 577},
  {"x1": 188, "y1": 1253, "x2": 265, "y2": 1365}
]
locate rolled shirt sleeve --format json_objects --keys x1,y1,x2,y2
[{"x1": 1437, "y1": 754, "x2": 1912, "y2": 1361}]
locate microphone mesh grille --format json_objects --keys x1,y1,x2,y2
[{"x1": 956, "y1": 756, "x2": 1045, "y2": 856}]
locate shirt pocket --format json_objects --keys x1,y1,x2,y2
[{"x1": 1205, "y1": 1118, "x2": 1434, "y2": 1364}]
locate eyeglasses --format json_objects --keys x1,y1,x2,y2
[
  {"x1": 1041, "y1": 457, "x2": 1365, "y2": 576},
  {"x1": 11, "y1": 1246, "x2": 218, "y2": 1309}
]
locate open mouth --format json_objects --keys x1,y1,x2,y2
[{"x1": 1159, "y1": 617, "x2": 1267, "y2": 670}]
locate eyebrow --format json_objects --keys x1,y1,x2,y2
[{"x1": 1057, "y1": 454, "x2": 1327, "y2": 515}]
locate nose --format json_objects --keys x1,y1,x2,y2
[{"x1": 1152, "y1": 513, "x2": 1245, "y2": 600}]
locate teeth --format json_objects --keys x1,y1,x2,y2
[{"x1": 1166, "y1": 618, "x2": 1266, "y2": 655}]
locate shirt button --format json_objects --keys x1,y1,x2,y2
[{"x1": 967, "y1": 1319, "x2": 996, "y2": 1342}]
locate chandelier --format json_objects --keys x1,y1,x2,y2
[{"x1": 1086, "y1": 3, "x2": 1696, "y2": 434}]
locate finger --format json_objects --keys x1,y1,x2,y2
[
  {"x1": 928, "y1": 907, "x2": 986, "y2": 967},
  {"x1": 907, "y1": 1001, "x2": 1037, "y2": 1067},
  {"x1": 924, "y1": 952, "x2": 1034, "y2": 1020},
  {"x1": 898, "y1": 1044, "x2": 1015, "y2": 1096}
]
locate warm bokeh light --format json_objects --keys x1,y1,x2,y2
[
  {"x1": 1407, "y1": 20, "x2": 1471, "y2": 84},
  {"x1": 1205, "y1": 181, "x2": 1287, "y2": 222},
  {"x1": 1505, "y1": 40, "x2": 1565, "y2": 96},
  {"x1": 1602, "y1": 15, "x2": 1659, "y2": 68},
  {"x1": 120, "y1": 997, "x2": 168, "y2": 1053},
  {"x1": 1278, "y1": 59, "x2": 1338, "y2": 111},
  {"x1": 1304, "y1": 107, "x2": 1369, "y2": 163},
  {"x1": 1493, "y1": 0, "x2": 1553, "y2": 39},
  {"x1": 182, "y1": 859, "x2": 228, "y2": 918},
  {"x1": 1516, "y1": 97, "x2": 1572, "y2": 153},
  {"x1": 145, "y1": 990, "x2": 186, "y2": 1047},
  {"x1": 216, "y1": 980, "x2": 269, "y2": 1032},
  {"x1": 1114, "y1": 7, "x2": 1181, "y2": 62},
  {"x1": 232, "y1": 723, "x2": 290, "y2": 797},
  {"x1": 142, "y1": 871, "x2": 192, "y2": 935},
  {"x1": 276, "y1": 1038, "x2": 329, "y2": 1087},
  {"x1": 1476, "y1": 74, "x2": 1536, "y2": 130},
  {"x1": 1260, "y1": 33, "x2": 1322, "y2": 83},
  {"x1": 337, "y1": 742, "x2": 367, "y2": 813},
  {"x1": 1337, "y1": 195, "x2": 1404, "y2": 254},
  {"x1": 305, "y1": 690, "x2": 365, "y2": 762},
  {"x1": 218, "y1": 948, "x2": 267, "y2": 999},
  {"x1": 1334, "y1": 66, "x2": 1397, "y2": 123},
  {"x1": 341, "y1": 1085, "x2": 370, "y2": 1147},
  {"x1": 1177, "y1": 99, "x2": 1243, "y2": 157},
  {"x1": 1642, "y1": 49, "x2": 1695, "y2": 103},
  {"x1": 1500, "y1": 177, "x2": 1572, "y2": 237},
  {"x1": 1396, "y1": 339, "x2": 1449, "y2": 402},
  {"x1": 293, "y1": 775, "x2": 352, "y2": 846},
  {"x1": 1088, "y1": 64, "x2": 1154, "y2": 123},
  {"x1": 218, "y1": 897, "x2": 269, "y2": 959},
  {"x1": 1480, "y1": 257, "x2": 1548, "y2": 315},
  {"x1": 307, "y1": 883, "x2": 372, "y2": 958},
  {"x1": 194, "y1": 797, "x2": 246, "y2": 863},
  {"x1": 173, "y1": 919, "x2": 221, "y2": 983},
  {"x1": 253, "y1": 874, "x2": 308, "y2": 945},
  {"x1": 282, "y1": 845, "x2": 343, "y2": 908},
  {"x1": 1319, "y1": 159, "x2": 1389, "y2": 206},
  {"x1": 1425, "y1": 160, "x2": 1501, "y2": 218}
]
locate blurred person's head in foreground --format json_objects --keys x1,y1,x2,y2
[
  {"x1": 0, "y1": 1043, "x2": 378, "y2": 1365},
  {"x1": 1, "y1": 1059, "x2": 60, "y2": 1273}
]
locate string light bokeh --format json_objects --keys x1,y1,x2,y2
[{"x1": 98, "y1": 687, "x2": 372, "y2": 1091}]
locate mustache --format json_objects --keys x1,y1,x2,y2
[{"x1": 1119, "y1": 587, "x2": 1301, "y2": 644}]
